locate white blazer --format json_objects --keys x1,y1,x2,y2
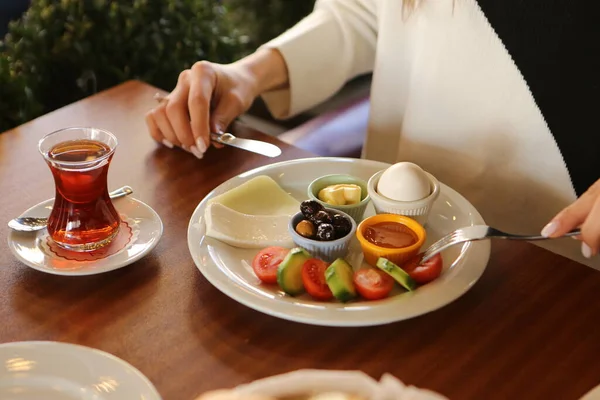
[{"x1": 260, "y1": 0, "x2": 596, "y2": 268}]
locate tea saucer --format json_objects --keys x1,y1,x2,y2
[{"x1": 7, "y1": 197, "x2": 163, "y2": 276}]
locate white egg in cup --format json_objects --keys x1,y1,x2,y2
[{"x1": 367, "y1": 167, "x2": 440, "y2": 226}]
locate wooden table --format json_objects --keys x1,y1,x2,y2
[{"x1": 1, "y1": 81, "x2": 600, "y2": 400}]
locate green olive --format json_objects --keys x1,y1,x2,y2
[{"x1": 295, "y1": 219, "x2": 316, "y2": 238}]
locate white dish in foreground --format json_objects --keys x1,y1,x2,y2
[
  {"x1": 8, "y1": 197, "x2": 163, "y2": 276},
  {"x1": 580, "y1": 384, "x2": 600, "y2": 400},
  {"x1": 233, "y1": 369, "x2": 447, "y2": 399},
  {"x1": 0, "y1": 341, "x2": 161, "y2": 400},
  {"x1": 187, "y1": 157, "x2": 490, "y2": 327}
]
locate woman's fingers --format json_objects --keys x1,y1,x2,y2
[
  {"x1": 543, "y1": 185, "x2": 598, "y2": 236},
  {"x1": 146, "y1": 60, "x2": 259, "y2": 155},
  {"x1": 580, "y1": 195, "x2": 600, "y2": 257},
  {"x1": 189, "y1": 62, "x2": 217, "y2": 156},
  {"x1": 542, "y1": 180, "x2": 600, "y2": 258},
  {"x1": 167, "y1": 71, "x2": 204, "y2": 158},
  {"x1": 151, "y1": 103, "x2": 180, "y2": 148},
  {"x1": 145, "y1": 111, "x2": 167, "y2": 146},
  {"x1": 542, "y1": 196, "x2": 592, "y2": 238},
  {"x1": 145, "y1": 96, "x2": 178, "y2": 148}
]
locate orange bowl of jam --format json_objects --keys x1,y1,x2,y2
[{"x1": 356, "y1": 214, "x2": 426, "y2": 266}]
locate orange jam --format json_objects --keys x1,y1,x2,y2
[{"x1": 363, "y1": 222, "x2": 417, "y2": 249}]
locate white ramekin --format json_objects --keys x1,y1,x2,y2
[{"x1": 367, "y1": 169, "x2": 440, "y2": 225}]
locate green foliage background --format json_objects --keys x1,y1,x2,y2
[{"x1": 0, "y1": 0, "x2": 315, "y2": 132}]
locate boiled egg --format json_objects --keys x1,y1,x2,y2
[{"x1": 376, "y1": 162, "x2": 431, "y2": 202}]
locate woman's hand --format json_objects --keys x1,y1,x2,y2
[
  {"x1": 542, "y1": 179, "x2": 600, "y2": 258},
  {"x1": 145, "y1": 61, "x2": 259, "y2": 158},
  {"x1": 145, "y1": 49, "x2": 289, "y2": 159}
]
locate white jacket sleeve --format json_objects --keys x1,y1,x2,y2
[{"x1": 260, "y1": 0, "x2": 378, "y2": 119}]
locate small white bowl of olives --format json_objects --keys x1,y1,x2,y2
[{"x1": 288, "y1": 200, "x2": 357, "y2": 262}]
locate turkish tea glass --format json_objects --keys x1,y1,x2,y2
[{"x1": 38, "y1": 127, "x2": 121, "y2": 252}]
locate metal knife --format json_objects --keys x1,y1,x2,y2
[
  {"x1": 153, "y1": 94, "x2": 280, "y2": 158},
  {"x1": 210, "y1": 132, "x2": 282, "y2": 158}
]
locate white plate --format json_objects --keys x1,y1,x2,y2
[
  {"x1": 233, "y1": 369, "x2": 448, "y2": 399},
  {"x1": 0, "y1": 341, "x2": 161, "y2": 400},
  {"x1": 187, "y1": 157, "x2": 490, "y2": 326},
  {"x1": 580, "y1": 384, "x2": 600, "y2": 400},
  {"x1": 8, "y1": 197, "x2": 163, "y2": 276}
]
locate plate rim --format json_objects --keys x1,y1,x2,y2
[
  {"x1": 0, "y1": 340, "x2": 162, "y2": 399},
  {"x1": 187, "y1": 157, "x2": 491, "y2": 326},
  {"x1": 7, "y1": 197, "x2": 164, "y2": 276}
]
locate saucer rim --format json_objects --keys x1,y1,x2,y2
[{"x1": 7, "y1": 196, "x2": 163, "y2": 276}]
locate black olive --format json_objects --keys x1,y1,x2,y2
[
  {"x1": 300, "y1": 200, "x2": 324, "y2": 220},
  {"x1": 332, "y1": 213, "x2": 352, "y2": 238},
  {"x1": 313, "y1": 210, "x2": 333, "y2": 226},
  {"x1": 316, "y1": 223, "x2": 336, "y2": 241}
]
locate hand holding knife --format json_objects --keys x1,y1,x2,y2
[{"x1": 153, "y1": 93, "x2": 281, "y2": 158}]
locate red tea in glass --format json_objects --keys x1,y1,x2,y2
[{"x1": 39, "y1": 127, "x2": 121, "y2": 252}]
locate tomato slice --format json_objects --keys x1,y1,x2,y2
[
  {"x1": 301, "y1": 258, "x2": 333, "y2": 301},
  {"x1": 353, "y1": 268, "x2": 394, "y2": 300},
  {"x1": 251, "y1": 246, "x2": 289, "y2": 284},
  {"x1": 402, "y1": 253, "x2": 443, "y2": 284}
]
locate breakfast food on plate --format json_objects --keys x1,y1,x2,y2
[
  {"x1": 277, "y1": 248, "x2": 312, "y2": 296},
  {"x1": 356, "y1": 214, "x2": 426, "y2": 267},
  {"x1": 324, "y1": 258, "x2": 357, "y2": 302},
  {"x1": 252, "y1": 246, "x2": 290, "y2": 284},
  {"x1": 251, "y1": 245, "x2": 442, "y2": 301},
  {"x1": 352, "y1": 269, "x2": 394, "y2": 300},
  {"x1": 366, "y1": 162, "x2": 440, "y2": 225},
  {"x1": 318, "y1": 184, "x2": 362, "y2": 206},
  {"x1": 376, "y1": 162, "x2": 431, "y2": 202},
  {"x1": 249, "y1": 205, "x2": 441, "y2": 302},
  {"x1": 213, "y1": 171, "x2": 443, "y2": 302},
  {"x1": 289, "y1": 203, "x2": 357, "y2": 262},
  {"x1": 400, "y1": 253, "x2": 443, "y2": 285},
  {"x1": 205, "y1": 175, "x2": 299, "y2": 248},
  {"x1": 205, "y1": 203, "x2": 295, "y2": 248},
  {"x1": 363, "y1": 220, "x2": 418, "y2": 249},
  {"x1": 207, "y1": 175, "x2": 299, "y2": 216},
  {"x1": 302, "y1": 258, "x2": 333, "y2": 300},
  {"x1": 376, "y1": 258, "x2": 418, "y2": 291},
  {"x1": 307, "y1": 174, "x2": 370, "y2": 222},
  {"x1": 195, "y1": 390, "x2": 365, "y2": 400},
  {"x1": 297, "y1": 200, "x2": 352, "y2": 241}
]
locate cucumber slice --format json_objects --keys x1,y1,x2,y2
[
  {"x1": 277, "y1": 247, "x2": 311, "y2": 295},
  {"x1": 325, "y1": 258, "x2": 356, "y2": 302},
  {"x1": 376, "y1": 257, "x2": 417, "y2": 291}
]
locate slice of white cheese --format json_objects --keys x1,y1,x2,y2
[
  {"x1": 204, "y1": 175, "x2": 300, "y2": 248},
  {"x1": 205, "y1": 203, "x2": 295, "y2": 248},
  {"x1": 207, "y1": 175, "x2": 299, "y2": 216}
]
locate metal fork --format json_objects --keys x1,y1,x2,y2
[{"x1": 420, "y1": 225, "x2": 581, "y2": 263}]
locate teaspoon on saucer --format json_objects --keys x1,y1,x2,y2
[{"x1": 7, "y1": 186, "x2": 133, "y2": 232}]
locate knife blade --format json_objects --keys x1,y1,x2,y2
[{"x1": 210, "y1": 132, "x2": 282, "y2": 158}]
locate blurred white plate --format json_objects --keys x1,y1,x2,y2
[
  {"x1": 580, "y1": 384, "x2": 600, "y2": 400},
  {"x1": 0, "y1": 341, "x2": 161, "y2": 399},
  {"x1": 187, "y1": 157, "x2": 490, "y2": 326},
  {"x1": 234, "y1": 369, "x2": 447, "y2": 399}
]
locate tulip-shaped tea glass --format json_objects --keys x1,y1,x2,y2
[{"x1": 39, "y1": 127, "x2": 121, "y2": 252}]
